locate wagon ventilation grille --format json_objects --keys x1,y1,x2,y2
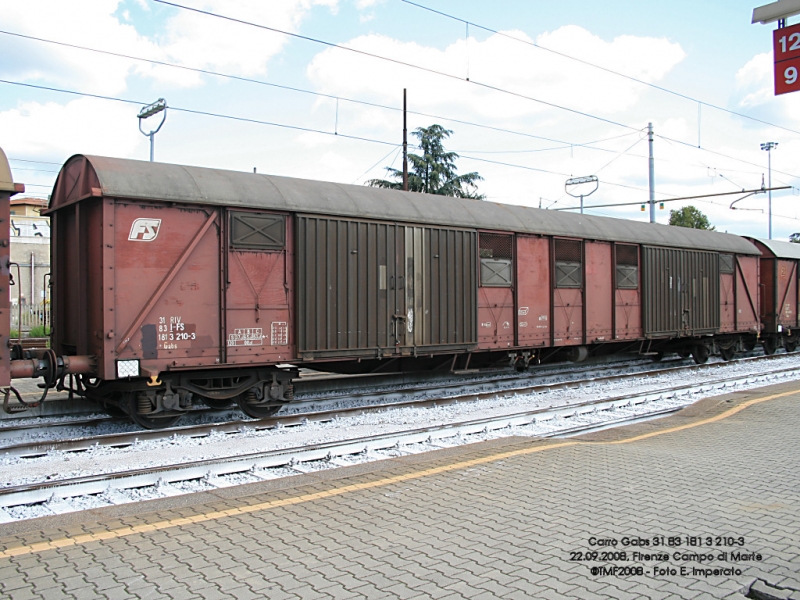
[
  {"x1": 719, "y1": 253, "x2": 734, "y2": 274},
  {"x1": 479, "y1": 233, "x2": 512, "y2": 259},
  {"x1": 555, "y1": 239, "x2": 582, "y2": 288},
  {"x1": 229, "y1": 212, "x2": 285, "y2": 251},
  {"x1": 479, "y1": 233, "x2": 513, "y2": 287},
  {"x1": 616, "y1": 244, "x2": 639, "y2": 289}
]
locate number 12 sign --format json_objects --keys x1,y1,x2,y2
[{"x1": 774, "y1": 22, "x2": 800, "y2": 95}]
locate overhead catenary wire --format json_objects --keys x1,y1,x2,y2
[
  {"x1": 352, "y1": 145, "x2": 403, "y2": 184},
  {"x1": 655, "y1": 133, "x2": 799, "y2": 181},
  {"x1": 151, "y1": 0, "x2": 642, "y2": 132},
  {"x1": 9, "y1": 76, "x2": 789, "y2": 214},
  {"x1": 0, "y1": 79, "x2": 399, "y2": 148},
  {"x1": 2, "y1": 29, "x2": 783, "y2": 184},
  {"x1": 149, "y1": 1, "x2": 800, "y2": 185},
  {"x1": 0, "y1": 29, "x2": 640, "y2": 153},
  {"x1": 400, "y1": 0, "x2": 800, "y2": 137},
  {"x1": 0, "y1": 78, "x2": 668, "y2": 199}
]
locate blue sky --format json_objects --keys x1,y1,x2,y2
[{"x1": 1, "y1": 0, "x2": 799, "y2": 239}]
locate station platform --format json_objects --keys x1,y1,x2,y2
[{"x1": 0, "y1": 381, "x2": 798, "y2": 599}]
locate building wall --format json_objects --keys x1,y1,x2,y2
[{"x1": 9, "y1": 214, "x2": 50, "y2": 310}]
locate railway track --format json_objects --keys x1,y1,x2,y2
[
  {"x1": 0, "y1": 352, "x2": 774, "y2": 453},
  {"x1": 0, "y1": 354, "x2": 798, "y2": 522},
  {"x1": 0, "y1": 355, "x2": 680, "y2": 439},
  {"x1": 0, "y1": 355, "x2": 784, "y2": 442},
  {"x1": 2, "y1": 353, "x2": 669, "y2": 421}
]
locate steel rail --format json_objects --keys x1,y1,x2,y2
[
  {"x1": 0, "y1": 366, "x2": 796, "y2": 513},
  {"x1": 0, "y1": 352, "x2": 790, "y2": 457},
  {"x1": 0, "y1": 356, "x2": 678, "y2": 443}
]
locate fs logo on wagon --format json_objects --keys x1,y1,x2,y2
[{"x1": 128, "y1": 218, "x2": 162, "y2": 242}]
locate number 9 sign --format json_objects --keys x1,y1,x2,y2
[{"x1": 775, "y1": 58, "x2": 800, "y2": 94}]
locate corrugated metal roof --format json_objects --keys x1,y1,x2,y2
[
  {"x1": 748, "y1": 237, "x2": 800, "y2": 260},
  {"x1": 63, "y1": 154, "x2": 760, "y2": 255}
]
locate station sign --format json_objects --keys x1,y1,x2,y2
[{"x1": 773, "y1": 22, "x2": 800, "y2": 94}]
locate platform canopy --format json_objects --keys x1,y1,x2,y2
[{"x1": 752, "y1": 0, "x2": 800, "y2": 24}]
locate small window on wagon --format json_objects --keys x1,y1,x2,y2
[
  {"x1": 555, "y1": 238, "x2": 582, "y2": 288},
  {"x1": 719, "y1": 254, "x2": 734, "y2": 274},
  {"x1": 615, "y1": 244, "x2": 639, "y2": 289},
  {"x1": 479, "y1": 233, "x2": 513, "y2": 287},
  {"x1": 229, "y1": 212, "x2": 286, "y2": 251}
]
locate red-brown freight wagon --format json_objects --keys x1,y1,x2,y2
[
  {"x1": 746, "y1": 237, "x2": 800, "y2": 354},
  {"x1": 0, "y1": 152, "x2": 764, "y2": 428}
]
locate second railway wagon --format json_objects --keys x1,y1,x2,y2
[
  {"x1": 746, "y1": 237, "x2": 800, "y2": 354},
  {"x1": 38, "y1": 154, "x2": 762, "y2": 427}
]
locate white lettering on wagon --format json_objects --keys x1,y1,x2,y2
[
  {"x1": 157, "y1": 316, "x2": 196, "y2": 349},
  {"x1": 129, "y1": 218, "x2": 162, "y2": 242},
  {"x1": 227, "y1": 328, "x2": 264, "y2": 347}
]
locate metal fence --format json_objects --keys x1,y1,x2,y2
[{"x1": 10, "y1": 303, "x2": 50, "y2": 335}]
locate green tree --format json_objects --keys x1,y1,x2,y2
[
  {"x1": 668, "y1": 205, "x2": 715, "y2": 230},
  {"x1": 789, "y1": 233, "x2": 800, "y2": 243},
  {"x1": 368, "y1": 124, "x2": 484, "y2": 199}
]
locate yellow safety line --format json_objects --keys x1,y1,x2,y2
[{"x1": 0, "y1": 387, "x2": 795, "y2": 559}]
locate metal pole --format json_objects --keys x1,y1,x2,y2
[
  {"x1": 761, "y1": 142, "x2": 778, "y2": 239},
  {"x1": 768, "y1": 148, "x2": 773, "y2": 239},
  {"x1": 403, "y1": 89, "x2": 408, "y2": 192},
  {"x1": 580, "y1": 194, "x2": 584, "y2": 214},
  {"x1": 149, "y1": 133, "x2": 155, "y2": 163},
  {"x1": 648, "y1": 122, "x2": 655, "y2": 223}
]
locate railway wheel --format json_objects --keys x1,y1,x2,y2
[
  {"x1": 718, "y1": 345, "x2": 736, "y2": 361},
  {"x1": 236, "y1": 389, "x2": 284, "y2": 419},
  {"x1": 785, "y1": 338, "x2": 798, "y2": 353},
  {"x1": 691, "y1": 345, "x2": 709, "y2": 365},
  {"x1": 677, "y1": 350, "x2": 691, "y2": 359},
  {"x1": 743, "y1": 338, "x2": 757, "y2": 352},
  {"x1": 126, "y1": 391, "x2": 183, "y2": 430},
  {"x1": 102, "y1": 402, "x2": 128, "y2": 418},
  {"x1": 762, "y1": 337, "x2": 778, "y2": 356}
]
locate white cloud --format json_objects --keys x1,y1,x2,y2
[
  {"x1": 0, "y1": 98, "x2": 143, "y2": 159},
  {"x1": 736, "y1": 52, "x2": 772, "y2": 107},
  {"x1": 0, "y1": 0, "x2": 340, "y2": 95},
  {"x1": 0, "y1": 0, "x2": 158, "y2": 94},
  {"x1": 160, "y1": 0, "x2": 339, "y2": 77},
  {"x1": 306, "y1": 26, "x2": 686, "y2": 123}
]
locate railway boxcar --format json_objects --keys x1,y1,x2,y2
[
  {"x1": 0, "y1": 151, "x2": 765, "y2": 427},
  {"x1": 746, "y1": 237, "x2": 799, "y2": 353}
]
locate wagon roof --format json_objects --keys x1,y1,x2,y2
[
  {"x1": 53, "y1": 154, "x2": 759, "y2": 255},
  {"x1": 747, "y1": 237, "x2": 800, "y2": 260}
]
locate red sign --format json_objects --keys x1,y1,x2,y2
[
  {"x1": 774, "y1": 23, "x2": 800, "y2": 95},
  {"x1": 775, "y1": 56, "x2": 800, "y2": 94}
]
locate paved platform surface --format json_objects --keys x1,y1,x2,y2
[{"x1": 0, "y1": 381, "x2": 799, "y2": 599}]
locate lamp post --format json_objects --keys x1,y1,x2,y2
[
  {"x1": 760, "y1": 141, "x2": 778, "y2": 239},
  {"x1": 138, "y1": 98, "x2": 167, "y2": 162}
]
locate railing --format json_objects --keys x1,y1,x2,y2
[{"x1": 10, "y1": 304, "x2": 50, "y2": 336}]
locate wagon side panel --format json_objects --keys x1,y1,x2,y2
[
  {"x1": 515, "y1": 235, "x2": 550, "y2": 347},
  {"x1": 224, "y1": 210, "x2": 293, "y2": 364},
  {"x1": 584, "y1": 241, "x2": 613, "y2": 343},
  {"x1": 113, "y1": 202, "x2": 221, "y2": 376}
]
